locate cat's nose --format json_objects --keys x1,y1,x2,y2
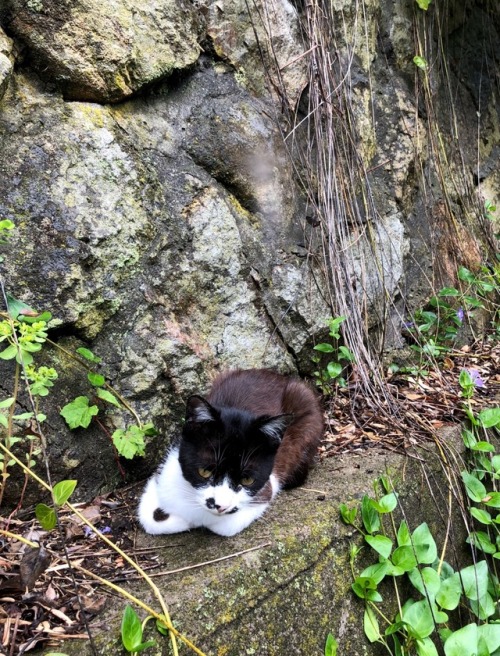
[{"x1": 216, "y1": 505, "x2": 229, "y2": 514}]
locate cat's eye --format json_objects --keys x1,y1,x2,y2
[
  {"x1": 198, "y1": 467, "x2": 213, "y2": 479},
  {"x1": 240, "y1": 475, "x2": 255, "y2": 487}
]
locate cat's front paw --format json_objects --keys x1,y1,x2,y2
[{"x1": 142, "y1": 509, "x2": 192, "y2": 535}]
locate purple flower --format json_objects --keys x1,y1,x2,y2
[
  {"x1": 456, "y1": 308, "x2": 464, "y2": 323},
  {"x1": 99, "y1": 526, "x2": 112, "y2": 534},
  {"x1": 468, "y1": 369, "x2": 485, "y2": 388},
  {"x1": 83, "y1": 526, "x2": 94, "y2": 538}
]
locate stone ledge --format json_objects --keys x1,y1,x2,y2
[{"x1": 60, "y1": 429, "x2": 464, "y2": 656}]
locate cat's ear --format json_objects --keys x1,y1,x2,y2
[
  {"x1": 185, "y1": 395, "x2": 218, "y2": 424},
  {"x1": 256, "y1": 414, "x2": 293, "y2": 446}
]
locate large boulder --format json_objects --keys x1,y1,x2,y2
[{"x1": 1, "y1": 0, "x2": 201, "y2": 102}]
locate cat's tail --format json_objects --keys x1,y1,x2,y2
[{"x1": 137, "y1": 476, "x2": 169, "y2": 535}]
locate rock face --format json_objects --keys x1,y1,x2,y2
[
  {"x1": 1, "y1": 0, "x2": 201, "y2": 102},
  {"x1": 0, "y1": 2, "x2": 498, "y2": 499}
]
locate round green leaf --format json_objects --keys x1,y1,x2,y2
[
  {"x1": 436, "y1": 573, "x2": 462, "y2": 610},
  {"x1": 461, "y1": 471, "x2": 487, "y2": 503},
  {"x1": 365, "y1": 534, "x2": 393, "y2": 559}
]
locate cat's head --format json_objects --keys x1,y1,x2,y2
[{"x1": 178, "y1": 395, "x2": 291, "y2": 517}]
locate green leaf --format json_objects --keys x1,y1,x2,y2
[
  {"x1": 60, "y1": 396, "x2": 99, "y2": 429},
  {"x1": 339, "y1": 503, "x2": 357, "y2": 525},
  {"x1": 0, "y1": 344, "x2": 18, "y2": 360},
  {"x1": 364, "y1": 606, "x2": 381, "y2": 643},
  {"x1": 478, "y1": 624, "x2": 500, "y2": 654},
  {"x1": 324, "y1": 633, "x2": 338, "y2": 656},
  {"x1": 469, "y1": 592, "x2": 496, "y2": 620},
  {"x1": 87, "y1": 372, "x2": 105, "y2": 387},
  {"x1": 326, "y1": 362, "x2": 342, "y2": 378},
  {"x1": 121, "y1": 605, "x2": 143, "y2": 653},
  {"x1": 471, "y1": 441, "x2": 495, "y2": 453},
  {"x1": 470, "y1": 507, "x2": 492, "y2": 525},
  {"x1": 53, "y1": 480, "x2": 77, "y2": 506},
  {"x1": 460, "y1": 560, "x2": 489, "y2": 601},
  {"x1": 484, "y1": 492, "x2": 500, "y2": 508},
  {"x1": 401, "y1": 599, "x2": 435, "y2": 640},
  {"x1": 0, "y1": 397, "x2": 15, "y2": 409},
  {"x1": 370, "y1": 492, "x2": 398, "y2": 514},
  {"x1": 408, "y1": 567, "x2": 441, "y2": 599},
  {"x1": 444, "y1": 624, "x2": 478, "y2": 656},
  {"x1": 338, "y1": 346, "x2": 355, "y2": 362},
  {"x1": 392, "y1": 545, "x2": 417, "y2": 572},
  {"x1": 112, "y1": 425, "x2": 146, "y2": 459},
  {"x1": 76, "y1": 347, "x2": 102, "y2": 363},
  {"x1": 5, "y1": 294, "x2": 36, "y2": 320},
  {"x1": 361, "y1": 495, "x2": 380, "y2": 534},
  {"x1": 458, "y1": 266, "x2": 475, "y2": 283},
  {"x1": 413, "y1": 55, "x2": 428, "y2": 69},
  {"x1": 412, "y1": 523, "x2": 438, "y2": 564},
  {"x1": 415, "y1": 0, "x2": 432, "y2": 9},
  {"x1": 477, "y1": 408, "x2": 500, "y2": 428},
  {"x1": 466, "y1": 531, "x2": 496, "y2": 555},
  {"x1": 359, "y1": 561, "x2": 389, "y2": 585},
  {"x1": 365, "y1": 534, "x2": 393, "y2": 559},
  {"x1": 397, "y1": 521, "x2": 411, "y2": 547},
  {"x1": 352, "y1": 576, "x2": 377, "y2": 599},
  {"x1": 314, "y1": 343, "x2": 334, "y2": 353},
  {"x1": 436, "y1": 573, "x2": 462, "y2": 610},
  {"x1": 416, "y1": 637, "x2": 439, "y2": 656},
  {"x1": 0, "y1": 414, "x2": 7, "y2": 428},
  {"x1": 461, "y1": 471, "x2": 487, "y2": 503},
  {"x1": 35, "y1": 503, "x2": 57, "y2": 530},
  {"x1": 438, "y1": 287, "x2": 459, "y2": 296},
  {"x1": 96, "y1": 388, "x2": 121, "y2": 407}
]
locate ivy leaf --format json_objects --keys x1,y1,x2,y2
[
  {"x1": 365, "y1": 534, "x2": 393, "y2": 559},
  {"x1": 415, "y1": 0, "x2": 432, "y2": 9},
  {"x1": 401, "y1": 599, "x2": 435, "y2": 640},
  {"x1": 412, "y1": 523, "x2": 438, "y2": 564},
  {"x1": 466, "y1": 531, "x2": 496, "y2": 555},
  {"x1": 461, "y1": 471, "x2": 487, "y2": 503},
  {"x1": 76, "y1": 347, "x2": 102, "y2": 363},
  {"x1": 460, "y1": 561, "x2": 489, "y2": 601},
  {"x1": 361, "y1": 495, "x2": 380, "y2": 534},
  {"x1": 60, "y1": 396, "x2": 99, "y2": 429},
  {"x1": 87, "y1": 372, "x2": 105, "y2": 387},
  {"x1": 112, "y1": 426, "x2": 146, "y2": 459},
  {"x1": 96, "y1": 388, "x2": 121, "y2": 407},
  {"x1": 53, "y1": 480, "x2": 77, "y2": 506},
  {"x1": 436, "y1": 573, "x2": 462, "y2": 611},
  {"x1": 35, "y1": 503, "x2": 57, "y2": 530},
  {"x1": 370, "y1": 492, "x2": 398, "y2": 514}
]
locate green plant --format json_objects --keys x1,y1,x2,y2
[
  {"x1": 340, "y1": 368, "x2": 500, "y2": 655},
  {"x1": 324, "y1": 633, "x2": 338, "y2": 655},
  {"x1": 312, "y1": 316, "x2": 355, "y2": 392},
  {"x1": 59, "y1": 345, "x2": 157, "y2": 460},
  {"x1": 406, "y1": 263, "x2": 500, "y2": 360},
  {"x1": 121, "y1": 605, "x2": 156, "y2": 655}
]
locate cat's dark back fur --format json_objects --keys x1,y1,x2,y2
[{"x1": 203, "y1": 369, "x2": 324, "y2": 489}]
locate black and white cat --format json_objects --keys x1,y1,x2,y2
[{"x1": 138, "y1": 369, "x2": 324, "y2": 537}]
